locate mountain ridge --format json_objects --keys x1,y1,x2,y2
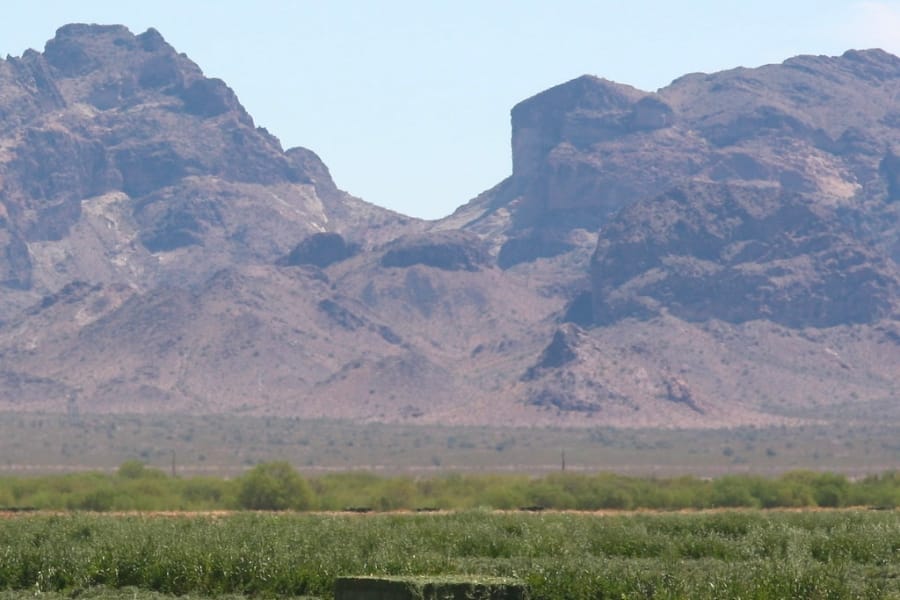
[{"x1": 0, "y1": 24, "x2": 896, "y2": 428}]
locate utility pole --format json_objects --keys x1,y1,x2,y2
[
  {"x1": 561, "y1": 449, "x2": 566, "y2": 472},
  {"x1": 171, "y1": 450, "x2": 176, "y2": 478}
]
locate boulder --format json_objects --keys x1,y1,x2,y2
[
  {"x1": 381, "y1": 231, "x2": 489, "y2": 271},
  {"x1": 279, "y1": 232, "x2": 359, "y2": 268}
]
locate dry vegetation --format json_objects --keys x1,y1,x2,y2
[{"x1": 2, "y1": 412, "x2": 900, "y2": 477}]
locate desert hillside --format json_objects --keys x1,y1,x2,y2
[{"x1": 0, "y1": 25, "x2": 896, "y2": 427}]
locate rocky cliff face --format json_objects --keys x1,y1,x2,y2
[
  {"x1": 453, "y1": 49, "x2": 900, "y2": 426},
  {"x1": 590, "y1": 182, "x2": 899, "y2": 327},
  {"x1": 456, "y1": 50, "x2": 900, "y2": 257},
  {"x1": 451, "y1": 49, "x2": 900, "y2": 331},
  {"x1": 0, "y1": 24, "x2": 409, "y2": 320}
]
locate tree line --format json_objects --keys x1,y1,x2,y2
[{"x1": 1, "y1": 460, "x2": 899, "y2": 512}]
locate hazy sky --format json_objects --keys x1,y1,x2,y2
[{"x1": 3, "y1": 1, "x2": 900, "y2": 219}]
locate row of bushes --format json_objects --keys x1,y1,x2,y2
[{"x1": 2, "y1": 461, "x2": 900, "y2": 512}]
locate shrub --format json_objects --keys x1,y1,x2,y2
[
  {"x1": 711, "y1": 476, "x2": 759, "y2": 508},
  {"x1": 811, "y1": 473, "x2": 849, "y2": 508},
  {"x1": 117, "y1": 460, "x2": 151, "y2": 479},
  {"x1": 236, "y1": 461, "x2": 315, "y2": 511}
]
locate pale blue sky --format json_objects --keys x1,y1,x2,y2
[{"x1": 3, "y1": 1, "x2": 899, "y2": 219}]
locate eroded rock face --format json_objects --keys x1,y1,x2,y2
[
  {"x1": 0, "y1": 229, "x2": 31, "y2": 289},
  {"x1": 0, "y1": 24, "x2": 261, "y2": 290},
  {"x1": 380, "y1": 231, "x2": 489, "y2": 271},
  {"x1": 523, "y1": 324, "x2": 583, "y2": 378},
  {"x1": 521, "y1": 323, "x2": 637, "y2": 414},
  {"x1": 511, "y1": 76, "x2": 649, "y2": 177},
  {"x1": 279, "y1": 232, "x2": 360, "y2": 268},
  {"x1": 504, "y1": 76, "x2": 689, "y2": 231},
  {"x1": 453, "y1": 50, "x2": 900, "y2": 330},
  {"x1": 456, "y1": 50, "x2": 900, "y2": 278},
  {"x1": 498, "y1": 232, "x2": 574, "y2": 269},
  {"x1": 590, "y1": 182, "x2": 900, "y2": 328},
  {"x1": 0, "y1": 23, "x2": 407, "y2": 314}
]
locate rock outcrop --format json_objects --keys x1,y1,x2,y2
[
  {"x1": 590, "y1": 182, "x2": 900, "y2": 327},
  {"x1": 0, "y1": 24, "x2": 409, "y2": 320},
  {"x1": 380, "y1": 231, "x2": 489, "y2": 271},
  {"x1": 455, "y1": 50, "x2": 900, "y2": 273},
  {"x1": 278, "y1": 232, "x2": 360, "y2": 268}
]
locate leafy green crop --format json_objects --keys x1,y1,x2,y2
[{"x1": 0, "y1": 511, "x2": 898, "y2": 599}]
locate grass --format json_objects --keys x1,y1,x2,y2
[
  {"x1": 0, "y1": 590, "x2": 282, "y2": 600},
  {"x1": 0, "y1": 510, "x2": 899, "y2": 599}
]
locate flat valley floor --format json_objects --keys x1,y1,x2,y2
[{"x1": 1, "y1": 412, "x2": 898, "y2": 477}]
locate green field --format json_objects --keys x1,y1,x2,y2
[
  {"x1": 3, "y1": 412, "x2": 899, "y2": 598},
  {"x1": 1, "y1": 511, "x2": 899, "y2": 599}
]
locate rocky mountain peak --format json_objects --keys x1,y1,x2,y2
[
  {"x1": 456, "y1": 49, "x2": 900, "y2": 278},
  {"x1": 510, "y1": 75, "x2": 653, "y2": 177},
  {"x1": 34, "y1": 24, "x2": 246, "y2": 123},
  {"x1": 43, "y1": 24, "x2": 173, "y2": 77},
  {"x1": 838, "y1": 48, "x2": 900, "y2": 79},
  {"x1": 0, "y1": 24, "x2": 408, "y2": 320}
]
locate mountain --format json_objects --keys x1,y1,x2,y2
[
  {"x1": 0, "y1": 25, "x2": 897, "y2": 428},
  {"x1": 454, "y1": 51, "x2": 900, "y2": 256},
  {"x1": 0, "y1": 24, "x2": 411, "y2": 320},
  {"x1": 456, "y1": 51, "x2": 900, "y2": 423}
]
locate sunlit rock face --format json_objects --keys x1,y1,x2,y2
[
  {"x1": 0, "y1": 23, "x2": 406, "y2": 318},
  {"x1": 461, "y1": 50, "x2": 900, "y2": 276}
]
